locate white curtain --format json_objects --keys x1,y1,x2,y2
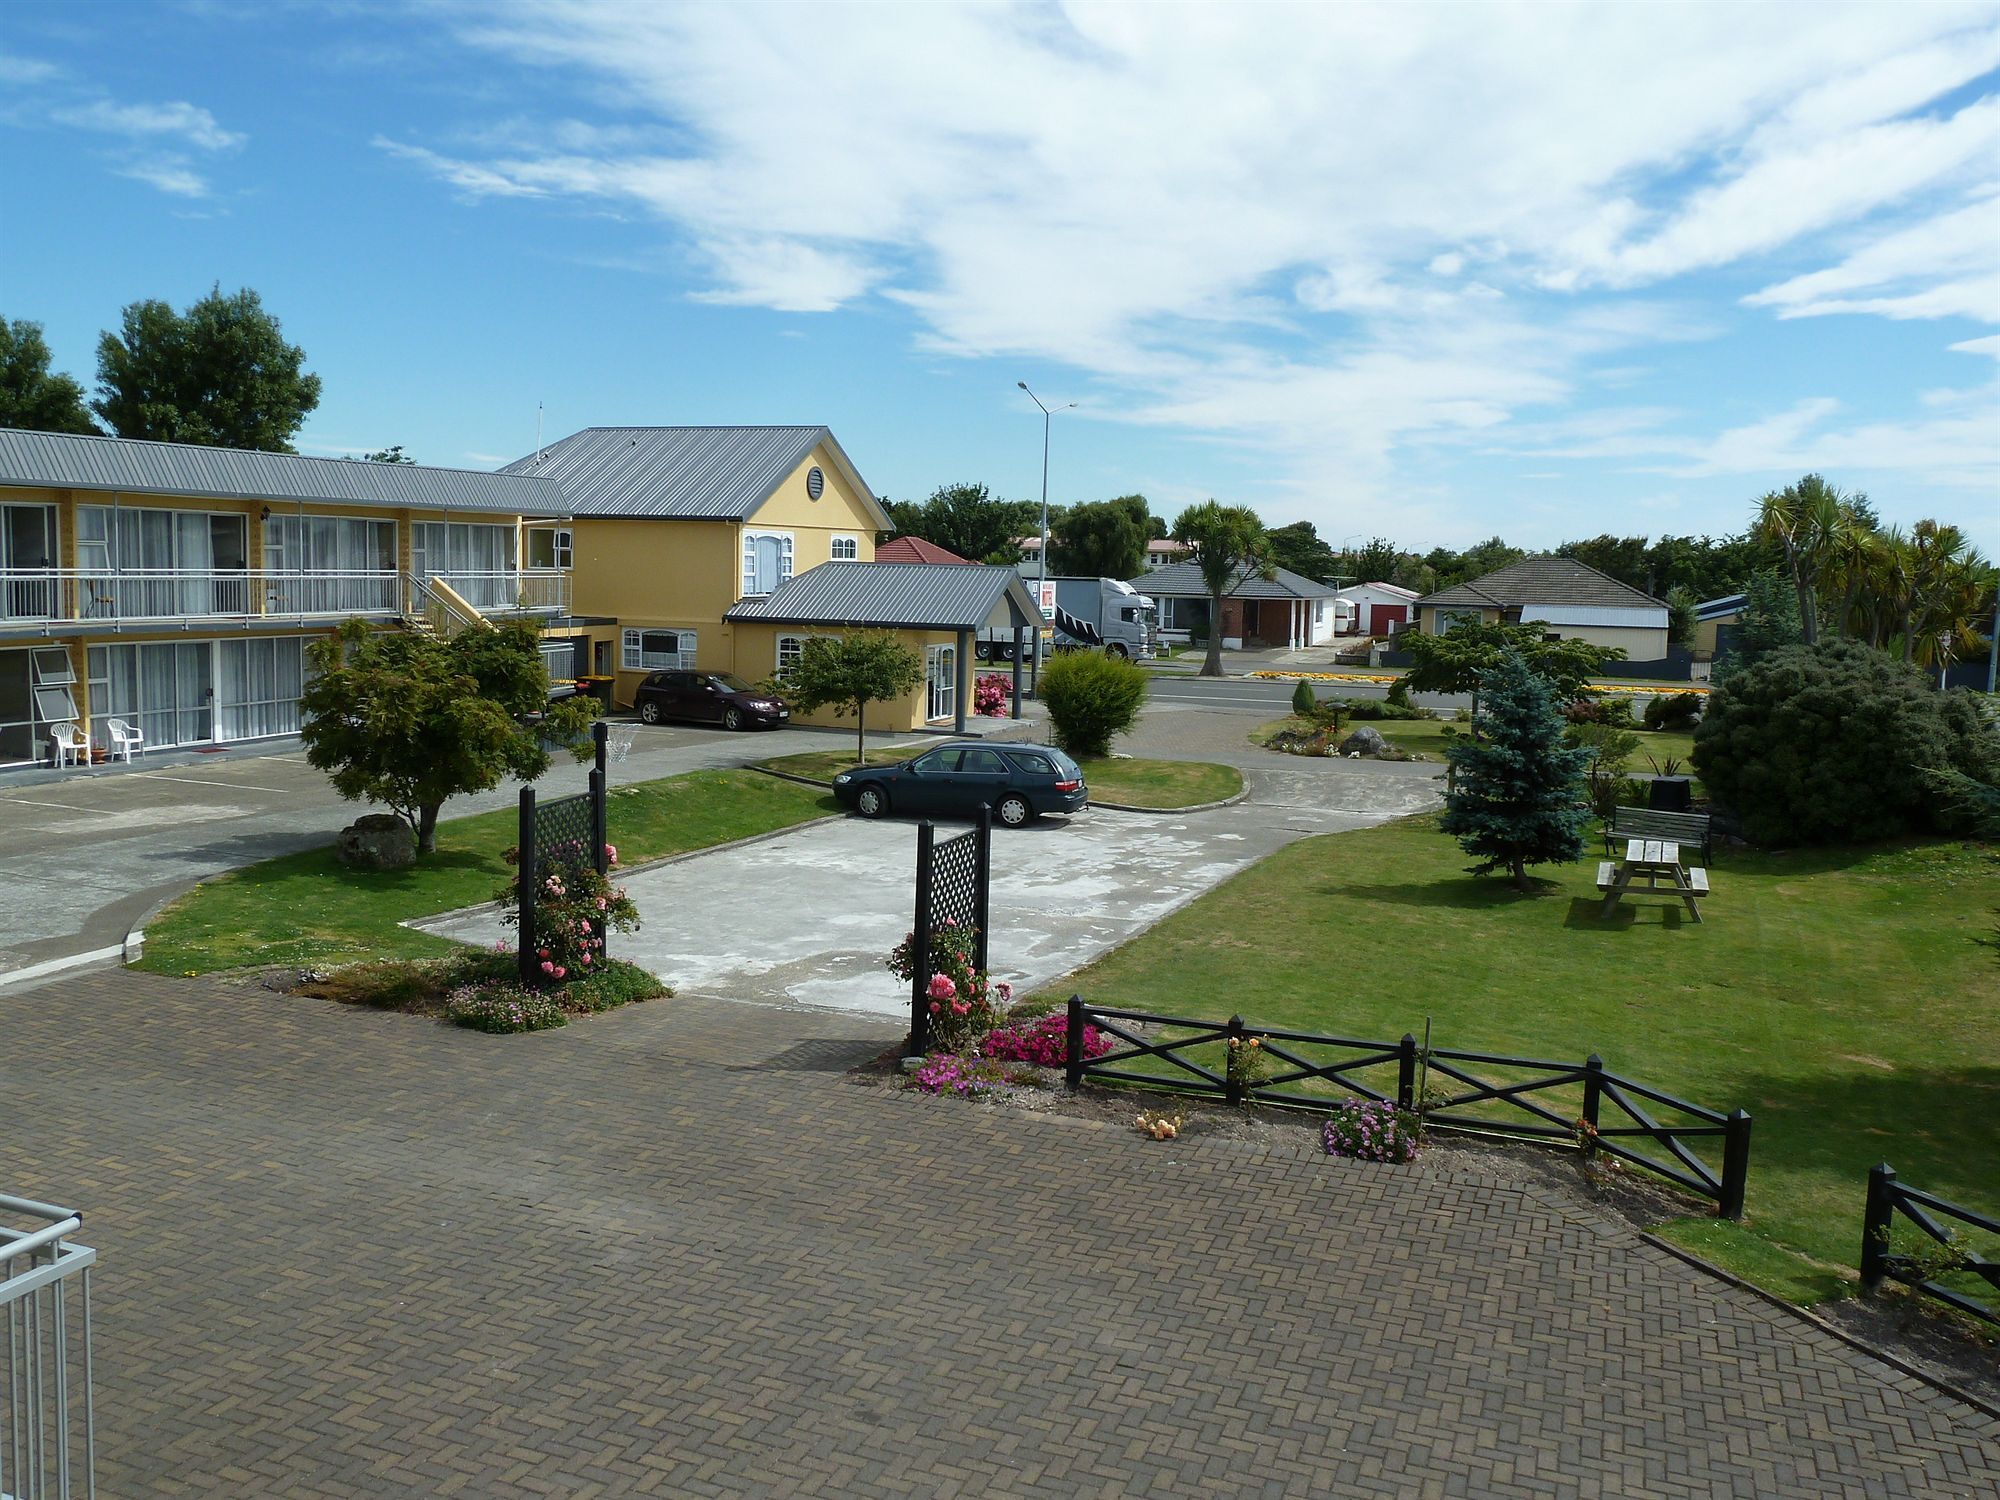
[
  {"x1": 94, "y1": 642, "x2": 212, "y2": 748},
  {"x1": 217, "y1": 636, "x2": 305, "y2": 740}
]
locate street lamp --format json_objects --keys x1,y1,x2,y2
[{"x1": 1018, "y1": 380, "x2": 1075, "y2": 694}]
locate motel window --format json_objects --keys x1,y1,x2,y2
[
  {"x1": 622, "y1": 628, "x2": 697, "y2": 671},
  {"x1": 526, "y1": 527, "x2": 572, "y2": 569},
  {"x1": 830, "y1": 536, "x2": 859, "y2": 561}
]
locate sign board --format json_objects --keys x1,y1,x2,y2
[{"x1": 1037, "y1": 581, "x2": 1058, "y2": 621}]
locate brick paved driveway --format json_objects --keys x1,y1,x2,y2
[{"x1": 6, "y1": 971, "x2": 1996, "y2": 1497}]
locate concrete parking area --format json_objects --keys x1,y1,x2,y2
[
  {"x1": 430, "y1": 756, "x2": 1439, "y2": 1015},
  {"x1": 0, "y1": 721, "x2": 936, "y2": 982}
]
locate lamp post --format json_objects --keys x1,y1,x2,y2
[{"x1": 1017, "y1": 381, "x2": 1075, "y2": 694}]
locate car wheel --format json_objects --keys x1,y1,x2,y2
[
  {"x1": 723, "y1": 707, "x2": 745, "y2": 731},
  {"x1": 1106, "y1": 642, "x2": 1129, "y2": 659},
  {"x1": 856, "y1": 785, "x2": 888, "y2": 818},
  {"x1": 996, "y1": 793, "x2": 1032, "y2": 828},
  {"x1": 638, "y1": 700, "x2": 661, "y2": 725}
]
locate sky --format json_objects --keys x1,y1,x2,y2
[{"x1": 1, "y1": 0, "x2": 1996, "y2": 554}]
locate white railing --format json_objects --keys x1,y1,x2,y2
[
  {"x1": 2, "y1": 1193, "x2": 96, "y2": 1500},
  {"x1": 0, "y1": 568, "x2": 569, "y2": 627}
]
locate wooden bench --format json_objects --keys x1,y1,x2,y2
[
  {"x1": 1687, "y1": 867, "x2": 1710, "y2": 896},
  {"x1": 1607, "y1": 807, "x2": 1712, "y2": 865},
  {"x1": 1595, "y1": 860, "x2": 1618, "y2": 891}
]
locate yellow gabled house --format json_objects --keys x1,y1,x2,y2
[{"x1": 509, "y1": 426, "x2": 1039, "y2": 733}]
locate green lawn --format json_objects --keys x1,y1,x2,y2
[
  {"x1": 757, "y1": 748, "x2": 1242, "y2": 810},
  {"x1": 137, "y1": 770, "x2": 835, "y2": 975},
  {"x1": 1031, "y1": 813, "x2": 2000, "y2": 1302},
  {"x1": 1255, "y1": 714, "x2": 1698, "y2": 768}
]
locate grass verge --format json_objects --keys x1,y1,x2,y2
[
  {"x1": 1029, "y1": 812, "x2": 2000, "y2": 1300},
  {"x1": 756, "y1": 747, "x2": 1242, "y2": 810},
  {"x1": 1253, "y1": 714, "x2": 1698, "y2": 767},
  {"x1": 136, "y1": 769, "x2": 835, "y2": 974}
]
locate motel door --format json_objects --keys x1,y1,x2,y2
[{"x1": 926, "y1": 644, "x2": 956, "y2": 723}]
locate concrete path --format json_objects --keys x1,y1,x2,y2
[
  {"x1": 0, "y1": 718, "x2": 1002, "y2": 982},
  {"x1": 429, "y1": 756, "x2": 1440, "y2": 1016},
  {"x1": 6, "y1": 969, "x2": 1994, "y2": 1497}
]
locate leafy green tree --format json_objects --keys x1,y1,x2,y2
[
  {"x1": 782, "y1": 630, "x2": 924, "y2": 763},
  {"x1": 1040, "y1": 648, "x2": 1149, "y2": 758},
  {"x1": 884, "y1": 482, "x2": 1043, "y2": 565},
  {"x1": 94, "y1": 284, "x2": 322, "y2": 451},
  {"x1": 1049, "y1": 495, "x2": 1149, "y2": 578},
  {"x1": 364, "y1": 445, "x2": 413, "y2": 464},
  {"x1": 1693, "y1": 639, "x2": 2000, "y2": 845},
  {"x1": 0, "y1": 317, "x2": 97, "y2": 434},
  {"x1": 1340, "y1": 536, "x2": 1402, "y2": 585},
  {"x1": 1403, "y1": 620, "x2": 1614, "y2": 722},
  {"x1": 1713, "y1": 569, "x2": 1801, "y2": 685},
  {"x1": 1266, "y1": 521, "x2": 1340, "y2": 581},
  {"x1": 300, "y1": 618, "x2": 598, "y2": 855},
  {"x1": 1171, "y1": 500, "x2": 1272, "y2": 677},
  {"x1": 1440, "y1": 650, "x2": 1592, "y2": 891},
  {"x1": 1665, "y1": 585, "x2": 1698, "y2": 649}
]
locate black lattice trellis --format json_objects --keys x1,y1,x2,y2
[
  {"x1": 516, "y1": 723, "x2": 611, "y2": 986},
  {"x1": 907, "y1": 809, "x2": 992, "y2": 1055}
]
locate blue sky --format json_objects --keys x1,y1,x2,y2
[{"x1": 2, "y1": 1, "x2": 1996, "y2": 553}]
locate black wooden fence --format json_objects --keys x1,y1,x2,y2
[
  {"x1": 1063, "y1": 998, "x2": 1752, "y2": 1218},
  {"x1": 906, "y1": 809, "x2": 992, "y2": 1056},
  {"x1": 516, "y1": 722, "x2": 610, "y2": 987},
  {"x1": 1860, "y1": 1163, "x2": 1999, "y2": 1326}
]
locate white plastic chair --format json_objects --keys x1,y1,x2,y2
[
  {"x1": 105, "y1": 717, "x2": 144, "y2": 762},
  {"x1": 49, "y1": 721, "x2": 91, "y2": 768}
]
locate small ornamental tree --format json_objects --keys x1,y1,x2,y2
[
  {"x1": 1040, "y1": 648, "x2": 1149, "y2": 757},
  {"x1": 1712, "y1": 568, "x2": 1802, "y2": 686},
  {"x1": 1171, "y1": 500, "x2": 1272, "y2": 678},
  {"x1": 1692, "y1": 639, "x2": 2000, "y2": 845},
  {"x1": 1405, "y1": 621, "x2": 1617, "y2": 729},
  {"x1": 783, "y1": 629, "x2": 924, "y2": 763},
  {"x1": 300, "y1": 618, "x2": 598, "y2": 853},
  {"x1": 1440, "y1": 650, "x2": 1592, "y2": 891}
]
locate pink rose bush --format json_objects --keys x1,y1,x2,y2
[{"x1": 980, "y1": 1012, "x2": 1113, "y2": 1069}]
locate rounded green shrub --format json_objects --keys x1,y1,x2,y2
[
  {"x1": 1692, "y1": 640, "x2": 2000, "y2": 845},
  {"x1": 1645, "y1": 691, "x2": 1704, "y2": 732},
  {"x1": 1040, "y1": 648, "x2": 1149, "y2": 758},
  {"x1": 1291, "y1": 678, "x2": 1318, "y2": 718}
]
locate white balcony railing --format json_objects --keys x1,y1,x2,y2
[
  {"x1": 2, "y1": 1192, "x2": 97, "y2": 1499},
  {"x1": 0, "y1": 568, "x2": 568, "y2": 627}
]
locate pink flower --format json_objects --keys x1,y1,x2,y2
[
  {"x1": 553, "y1": 966, "x2": 567, "y2": 979},
  {"x1": 950, "y1": 1000, "x2": 970, "y2": 1015},
  {"x1": 927, "y1": 973, "x2": 957, "y2": 1001},
  {"x1": 928, "y1": 1001, "x2": 942, "y2": 1015},
  {"x1": 995, "y1": 982, "x2": 1013, "y2": 1003},
  {"x1": 603, "y1": 843, "x2": 619, "y2": 865},
  {"x1": 540, "y1": 960, "x2": 555, "y2": 974}
]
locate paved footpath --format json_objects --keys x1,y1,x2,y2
[{"x1": 6, "y1": 970, "x2": 1995, "y2": 1497}]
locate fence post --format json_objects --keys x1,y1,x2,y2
[
  {"x1": 1065, "y1": 995, "x2": 1086, "y2": 1091},
  {"x1": 589, "y1": 765, "x2": 609, "y2": 951},
  {"x1": 1225, "y1": 1014, "x2": 1246, "y2": 1105},
  {"x1": 908, "y1": 821, "x2": 935, "y2": 1057},
  {"x1": 593, "y1": 717, "x2": 608, "y2": 781},
  {"x1": 1581, "y1": 1053, "x2": 1603, "y2": 1132},
  {"x1": 974, "y1": 802, "x2": 992, "y2": 978},
  {"x1": 517, "y1": 787, "x2": 537, "y2": 987},
  {"x1": 1396, "y1": 1033, "x2": 1418, "y2": 1111},
  {"x1": 1718, "y1": 1108, "x2": 1753, "y2": 1220},
  {"x1": 1860, "y1": 1161, "x2": 1896, "y2": 1292}
]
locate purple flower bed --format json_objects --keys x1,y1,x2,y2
[{"x1": 1320, "y1": 1099, "x2": 1423, "y2": 1163}]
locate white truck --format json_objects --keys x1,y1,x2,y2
[{"x1": 976, "y1": 575, "x2": 1157, "y2": 661}]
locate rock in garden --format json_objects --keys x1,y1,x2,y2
[
  {"x1": 335, "y1": 813, "x2": 417, "y2": 871},
  {"x1": 1337, "y1": 725, "x2": 1390, "y2": 758}
]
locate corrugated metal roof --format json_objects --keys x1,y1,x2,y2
[
  {"x1": 1417, "y1": 556, "x2": 1665, "y2": 611},
  {"x1": 0, "y1": 427, "x2": 567, "y2": 514},
  {"x1": 726, "y1": 562, "x2": 1040, "y2": 631},
  {"x1": 1128, "y1": 561, "x2": 1339, "y2": 599},
  {"x1": 505, "y1": 426, "x2": 890, "y2": 527}
]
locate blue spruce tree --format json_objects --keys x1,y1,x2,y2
[{"x1": 1440, "y1": 649, "x2": 1592, "y2": 891}]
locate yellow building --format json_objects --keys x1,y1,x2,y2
[
  {"x1": 0, "y1": 428, "x2": 572, "y2": 769},
  {"x1": 508, "y1": 426, "x2": 1040, "y2": 732}
]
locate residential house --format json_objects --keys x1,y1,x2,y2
[
  {"x1": 0, "y1": 427, "x2": 572, "y2": 768},
  {"x1": 1693, "y1": 593, "x2": 1745, "y2": 663},
  {"x1": 509, "y1": 426, "x2": 1039, "y2": 732},
  {"x1": 875, "y1": 536, "x2": 973, "y2": 565},
  {"x1": 1412, "y1": 556, "x2": 1672, "y2": 661},
  {"x1": 1131, "y1": 562, "x2": 1341, "y2": 649},
  {"x1": 1333, "y1": 581, "x2": 1417, "y2": 636},
  {"x1": 1015, "y1": 535, "x2": 1187, "y2": 570}
]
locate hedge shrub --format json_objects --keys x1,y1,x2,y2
[
  {"x1": 1040, "y1": 649, "x2": 1149, "y2": 757},
  {"x1": 1692, "y1": 640, "x2": 2000, "y2": 845}
]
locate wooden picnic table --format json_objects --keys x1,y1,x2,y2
[{"x1": 1596, "y1": 838, "x2": 1709, "y2": 922}]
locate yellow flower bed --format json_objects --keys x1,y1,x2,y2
[{"x1": 1247, "y1": 670, "x2": 1709, "y2": 696}]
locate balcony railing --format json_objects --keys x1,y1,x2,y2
[
  {"x1": 0, "y1": 568, "x2": 568, "y2": 628},
  {"x1": 2, "y1": 1192, "x2": 97, "y2": 1499}
]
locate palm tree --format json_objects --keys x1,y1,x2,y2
[
  {"x1": 1170, "y1": 500, "x2": 1273, "y2": 677},
  {"x1": 1900, "y1": 522, "x2": 1991, "y2": 674},
  {"x1": 1754, "y1": 474, "x2": 1867, "y2": 643}
]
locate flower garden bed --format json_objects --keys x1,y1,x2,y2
[{"x1": 288, "y1": 949, "x2": 670, "y2": 1033}]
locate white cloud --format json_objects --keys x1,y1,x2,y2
[
  {"x1": 114, "y1": 159, "x2": 211, "y2": 198},
  {"x1": 1951, "y1": 334, "x2": 2000, "y2": 356},
  {"x1": 389, "y1": 1, "x2": 2000, "y2": 519},
  {"x1": 0, "y1": 53, "x2": 61, "y2": 84},
  {"x1": 55, "y1": 98, "x2": 244, "y2": 151}
]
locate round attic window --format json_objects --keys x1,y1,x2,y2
[{"x1": 806, "y1": 466, "x2": 825, "y2": 500}]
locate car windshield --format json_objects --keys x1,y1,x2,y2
[{"x1": 710, "y1": 674, "x2": 757, "y2": 693}]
